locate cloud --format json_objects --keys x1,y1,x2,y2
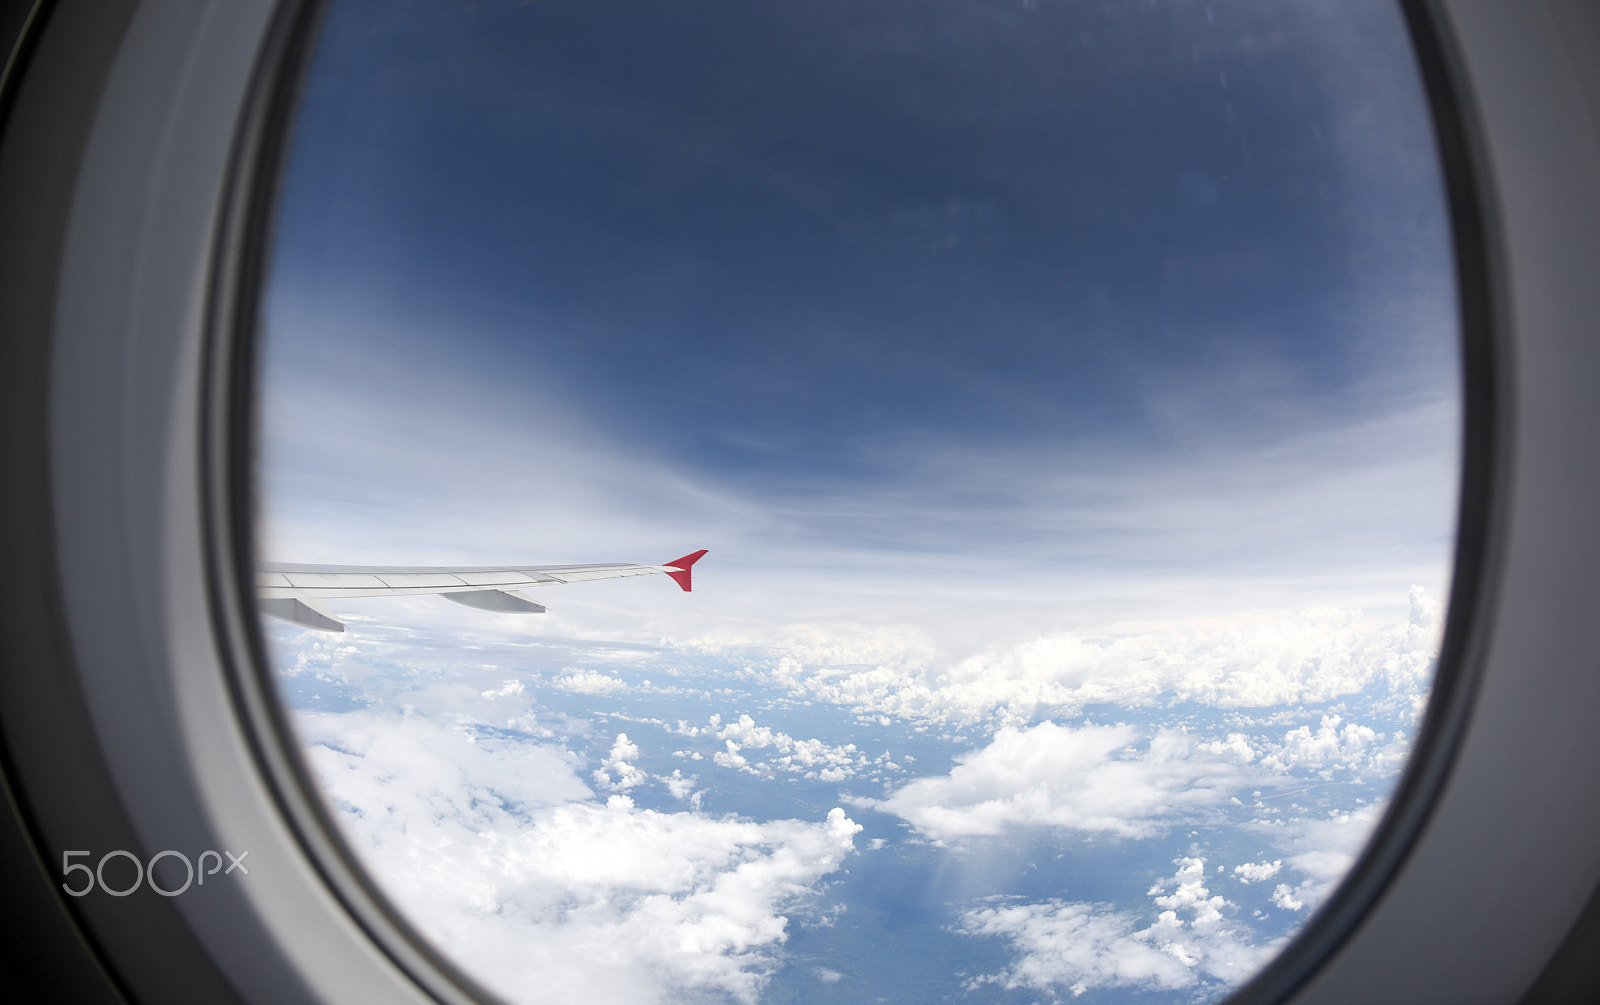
[
  {"x1": 869, "y1": 722, "x2": 1257, "y2": 842},
  {"x1": 481, "y1": 679, "x2": 525, "y2": 699},
  {"x1": 706, "y1": 713, "x2": 867, "y2": 781},
  {"x1": 257, "y1": 310, "x2": 1456, "y2": 679},
  {"x1": 594, "y1": 732, "x2": 646, "y2": 791},
  {"x1": 1270, "y1": 803, "x2": 1387, "y2": 913},
  {"x1": 554, "y1": 668, "x2": 629, "y2": 695},
  {"x1": 743, "y1": 593, "x2": 1443, "y2": 728},
  {"x1": 1189, "y1": 713, "x2": 1405, "y2": 781},
  {"x1": 657, "y1": 768, "x2": 701, "y2": 810},
  {"x1": 1259, "y1": 714, "x2": 1381, "y2": 776},
  {"x1": 264, "y1": 558, "x2": 1416, "y2": 1003},
  {"x1": 1233, "y1": 860, "x2": 1283, "y2": 884},
  {"x1": 962, "y1": 902, "x2": 1192, "y2": 997},
  {"x1": 1233, "y1": 801, "x2": 1388, "y2": 916},
  {"x1": 298, "y1": 708, "x2": 592, "y2": 821},
  {"x1": 960, "y1": 857, "x2": 1283, "y2": 996},
  {"x1": 299, "y1": 708, "x2": 861, "y2": 1004}
]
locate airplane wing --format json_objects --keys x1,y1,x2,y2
[{"x1": 256, "y1": 550, "x2": 708, "y2": 633}]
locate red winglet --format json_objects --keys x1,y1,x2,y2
[{"x1": 663, "y1": 550, "x2": 708, "y2": 592}]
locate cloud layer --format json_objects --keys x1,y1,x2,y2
[
  {"x1": 871, "y1": 722, "x2": 1256, "y2": 841},
  {"x1": 701, "y1": 587, "x2": 1445, "y2": 730},
  {"x1": 960, "y1": 857, "x2": 1284, "y2": 997},
  {"x1": 298, "y1": 709, "x2": 860, "y2": 1004}
]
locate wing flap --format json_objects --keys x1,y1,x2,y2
[
  {"x1": 259, "y1": 597, "x2": 346, "y2": 632},
  {"x1": 444, "y1": 590, "x2": 547, "y2": 614}
]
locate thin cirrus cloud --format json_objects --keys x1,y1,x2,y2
[
  {"x1": 256, "y1": 322, "x2": 1456, "y2": 664},
  {"x1": 255, "y1": 0, "x2": 1458, "y2": 647}
]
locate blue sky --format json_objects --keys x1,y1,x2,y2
[
  {"x1": 264, "y1": 0, "x2": 1452, "y2": 487},
  {"x1": 255, "y1": 2, "x2": 1461, "y2": 1001},
  {"x1": 259, "y1": 0, "x2": 1458, "y2": 628}
]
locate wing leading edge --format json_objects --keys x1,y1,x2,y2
[{"x1": 257, "y1": 550, "x2": 708, "y2": 633}]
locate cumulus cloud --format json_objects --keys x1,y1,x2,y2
[
  {"x1": 299, "y1": 709, "x2": 862, "y2": 1004},
  {"x1": 1233, "y1": 860, "x2": 1283, "y2": 884},
  {"x1": 657, "y1": 768, "x2": 702, "y2": 811},
  {"x1": 1259, "y1": 714, "x2": 1384, "y2": 777},
  {"x1": 1184, "y1": 713, "x2": 1404, "y2": 781},
  {"x1": 960, "y1": 857, "x2": 1282, "y2": 996},
  {"x1": 746, "y1": 596, "x2": 1441, "y2": 728},
  {"x1": 594, "y1": 732, "x2": 647, "y2": 791},
  {"x1": 707, "y1": 714, "x2": 866, "y2": 781},
  {"x1": 264, "y1": 572, "x2": 1425, "y2": 1000},
  {"x1": 870, "y1": 722, "x2": 1257, "y2": 841},
  {"x1": 554, "y1": 668, "x2": 629, "y2": 695}
]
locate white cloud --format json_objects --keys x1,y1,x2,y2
[
  {"x1": 1198, "y1": 732, "x2": 1260, "y2": 764},
  {"x1": 713, "y1": 742, "x2": 748, "y2": 772},
  {"x1": 436, "y1": 797, "x2": 861, "y2": 1004},
  {"x1": 1245, "y1": 802, "x2": 1387, "y2": 915},
  {"x1": 298, "y1": 708, "x2": 591, "y2": 822},
  {"x1": 594, "y1": 732, "x2": 647, "y2": 791},
  {"x1": 482, "y1": 679, "x2": 525, "y2": 699},
  {"x1": 657, "y1": 768, "x2": 702, "y2": 811},
  {"x1": 870, "y1": 722, "x2": 1256, "y2": 841},
  {"x1": 960, "y1": 857, "x2": 1283, "y2": 996},
  {"x1": 1273, "y1": 715, "x2": 1373, "y2": 770},
  {"x1": 1233, "y1": 860, "x2": 1282, "y2": 884},
  {"x1": 961, "y1": 902, "x2": 1193, "y2": 996},
  {"x1": 740, "y1": 595, "x2": 1441, "y2": 729},
  {"x1": 257, "y1": 320, "x2": 1455, "y2": 689},
  {"x1": 1153, "y1": 858, "x2": 1230, "y2": 923},
  {"x1": 554, "y1": 668, "x2": 629, "y2": 695},
  {"x1": 1278, "y1": 803, "x2": 1386, "y2": 911},
  {"x1": 707, "y1": 714, "x2": 866, "y2": 780},
  {"x1": 299, "y1": 708, "x2": 861, "y2": 1004}
]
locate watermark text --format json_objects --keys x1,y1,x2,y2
[{"x1": 61, "y1": 849, "x2": 248, "y2": 897}]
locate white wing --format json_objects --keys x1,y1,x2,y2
[{"x1": 257, "y1": 550, "x2": 707, "y2": 632}]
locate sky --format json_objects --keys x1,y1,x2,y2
[{"x1": 254, "y1": 1, "x2": 1460, "y2": 1001}]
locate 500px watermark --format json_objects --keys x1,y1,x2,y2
[{"x1": 61, "y1": 849, "x2": 248, "y2": 897}]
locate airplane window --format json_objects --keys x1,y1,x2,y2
[{"x1": 252, "y1": 1, "x2": 1459, "y2": 1002}]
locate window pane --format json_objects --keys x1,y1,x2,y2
[{"x1": 254, "y1": 2, "x2": 1459, "y2": 1001}]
